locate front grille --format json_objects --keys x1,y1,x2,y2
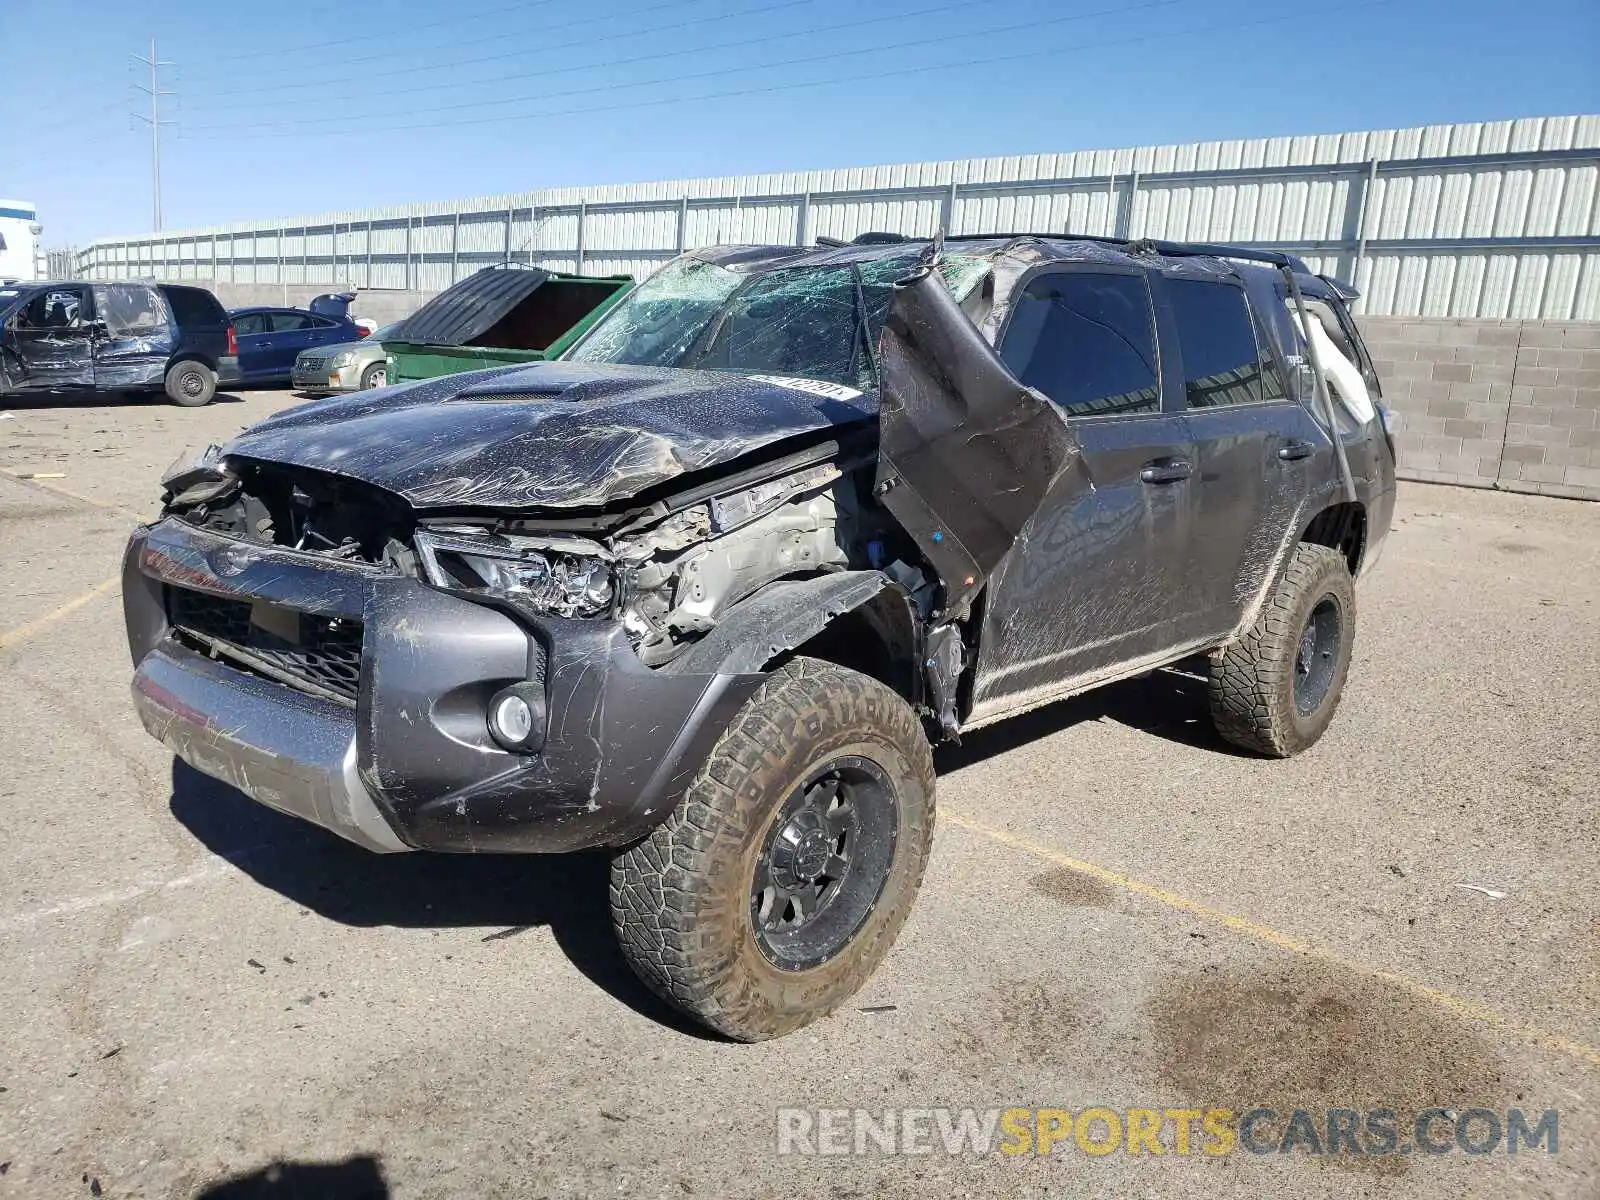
[
  {"x1": 167, "y1": 586, "x2": 363, "y2": 706},
  {"x1": 297, "y1": 356, "x2": 328, "y2": 373}
]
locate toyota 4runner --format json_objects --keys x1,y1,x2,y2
[{"x1": 123, "y1": 234, "x2": 1395, "y2": 1040}]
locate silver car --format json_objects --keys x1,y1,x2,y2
[{"x1": 291, "y1": 321, "x2": 397, "y2": 394}]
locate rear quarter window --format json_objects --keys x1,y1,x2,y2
[
  {"x1": 161, "y1": 286, "x2": 226, "y2": 327},
  {"x1": 1167, "y1": 278, "x2": 1268, "y2": 408}
]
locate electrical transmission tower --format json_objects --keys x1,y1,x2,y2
[{"x1": 131, "y1": 38, "x2": 176, "y2": 232}]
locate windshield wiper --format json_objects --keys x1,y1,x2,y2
[{"x1": 844, "y1": 264, "x2": 878, "y2": 389}]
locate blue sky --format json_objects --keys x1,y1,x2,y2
[{"x1": 3, "y1": 0, "x2": 1596, "y2": 245}]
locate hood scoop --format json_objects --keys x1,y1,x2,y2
[{"x1": 452, "y1": 362, "x2": 665, "y2": 404}]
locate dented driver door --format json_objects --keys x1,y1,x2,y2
[
  {"x1": 5, "y1": 285, "x2": 97, "y2": 391},
  {"x1": 963, "y1": 265, "x2": 1198, "y2": 723}
]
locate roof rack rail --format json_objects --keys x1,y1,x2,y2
[
  {"x1": 939, "y1": 231, "x2": 1311, "y2": 273},
  {"x1": 1123, "y1": 237, "x2": 1309, "y2": 273}
]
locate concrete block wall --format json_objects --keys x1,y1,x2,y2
[
  {"x1": 170, "y1": 278, "x2": 438, "y2": 326},
  {"x1": 1359, "y1": 318, "x2": 1600, "y2": 502}
]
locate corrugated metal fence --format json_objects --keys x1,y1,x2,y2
[{"x1": 74, "y1": 115, "x2": 1600, "y2": 318}]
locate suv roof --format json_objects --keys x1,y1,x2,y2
[{"x1": 687, "y1": 232, "x2": 1356, "y2": 299}]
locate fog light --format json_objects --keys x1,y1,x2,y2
[{"x1": 487, "y1": 684, "x2": 546, "y2": 752}]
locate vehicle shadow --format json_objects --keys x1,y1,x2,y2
[
  {"x1": 167, "y1": 760, "x2": 716, "y2": 1040},
  {"x1": 936, "y1": 658, "x2": 1250, "y2": 773},
  {"x1": 0, "y1": 390, "x2": 245, "y2": 410},
  {"x1": 193, "y1": 1154, "x2": 388, "y2": 1198}
]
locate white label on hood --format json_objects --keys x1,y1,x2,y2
[{"x1": 747, "y1": 374, "x2": 864, "y2": 401}]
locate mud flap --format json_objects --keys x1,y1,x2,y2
[{"x1": 874, "y1": 264, "x2": 1088, "y2": 617}]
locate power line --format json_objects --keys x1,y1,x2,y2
[
  {"x1": 184, "y1": 0, "x2": 1191, "y2": 133},
  {"x1": 23, "y1": 99, "x2": 134, "y2": 143},
  {"x1": 191, "y1": 0, "x2": 819, "y2": 101},
  {"x1": 180, "y1": 0, "x2": 563, "y2": 73},
  {"x1": 188, "y1": 0, "x2": 1000, "y2": 115},
  {"x1": 180, "y1": 0, "x2": 1385, "y2": 143}
]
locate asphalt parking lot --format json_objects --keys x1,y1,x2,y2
[{"x1": 1, "y1": 388, "x2": 1596, "y2": 1199}]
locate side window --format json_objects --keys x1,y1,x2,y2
[
  {"x1": 19, "y1": 287, "x2": 87, "y2": 329},
  {"x1": 1250, "y1": 302, "x2": 1291, "y2": 399},
  {"x1": 94, "y1": 284, "x2": 168, "y2": 336},
  {"x1": 998, "y1": 271, "x2": 1160, "y2": 417},
  {"x1": 232, "y1": 312, "x2": 270, "y2": 336},
  {"x1": 1168, "y1": 279, "x2": 1267, "y2": 408},
  {"x1": 269, "y1": 311, "x2": 312, "y2": 332},
  {"x1": 162, "y1": 286, "x2": 223, "y2": 326}
]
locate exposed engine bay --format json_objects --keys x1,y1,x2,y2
[{"x1": 161, "y1": 439, "x2": 933, "y2": 671}]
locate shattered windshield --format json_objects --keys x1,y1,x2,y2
[
  {"x1": 691, "y1": 256, "x2": 913, "y2": 390},
  {"x1": 568, "y1": 250, "x2": 991, "y2": 390},
  {"x1": 567, "y1": 257, "x2": 741, "y2": 368}
]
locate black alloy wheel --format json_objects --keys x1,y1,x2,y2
[{"x1": 751, "y1": 756, "x2": 897, "y2": 972}]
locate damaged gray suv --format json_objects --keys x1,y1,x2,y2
[{"x1": 123, "y1": 233, "x2": 1395, "y2": 1040}]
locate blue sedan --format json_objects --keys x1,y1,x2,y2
[{"x1": 228, "y1": 293, "x2": 366, "y2": 386}]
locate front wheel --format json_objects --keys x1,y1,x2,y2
[
  {"x1": 610, "y1": 657, "x2": 935, "y2": 1041},
  {"x1": 164, "y1": 360, "x2": 217, "y2": 407},
  {"x1": 359, "y1": 361, "x2": 386, "y2": 390},
  {"x1": 1207, "y1": 542, "x2": 1356, "y2": 757}
]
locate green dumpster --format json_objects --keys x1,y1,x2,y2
[{"x1": 384, "y1": 265, "x2": 633, "y2": 384}]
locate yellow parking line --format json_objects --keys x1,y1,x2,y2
[
  {"x1": 0, "y1": 574, "x2": 122, "y2": 651},
  {"x1": 0, "y1": 466, "x2": 147, "y2": 522},
  {"x1": 943, "y1": 809, "x2": 1600, "y2": 1070}
]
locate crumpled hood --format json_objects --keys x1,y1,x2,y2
[{"x1": 225, "y1": 361, "x2": 877, "y2": 510}]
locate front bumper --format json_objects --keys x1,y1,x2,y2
[
  {"x1": 124, "y1": 519, "x2": 760, "y2": 854},
  {"x1": 133, "y1": 640, "x2": 409, "y2": 852},
  {"x1": 291, "y1": 363, "x2": 361, "y2": 393}
]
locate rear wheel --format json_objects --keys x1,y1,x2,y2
[
  {"x1": 164, "y1": 360, "x2": 216, "y2": 407},
  {"x1": 610, "y1": 657, "x2": 935, "y2": 1041},
  {"x1": 359, "y1": 361, "x2": 386, "y2": 390},
  {"x1": 1207, "y1": 542, "x2": 1356, "y2": 757}
]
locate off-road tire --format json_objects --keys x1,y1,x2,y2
[
  {"x1": 164, "y1": 360, "x2": 217, "y2": 407},
  {"x1": 610, "y1": 657, "x2": 935, "y2": 1041},
  {"x1": 1208, "y1": 542, "x2": 1356, "y2": 757},
  {"x1": 359, "y1": 361, "x2": 387, "y2": 390}
]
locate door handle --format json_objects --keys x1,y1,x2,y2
[
  {"x1": 1139, "y1": 459, "x2": 1193, "y2": 485},
  {"x1": 1277, "y1": 439, "x2": 1316, "y2": 462}
]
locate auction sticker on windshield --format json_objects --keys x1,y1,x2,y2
[{"x1": 748, "y1": 375, "x2": 864, "y2": 401}]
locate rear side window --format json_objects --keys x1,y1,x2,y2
[
  {"x1": 998, "y1": 271, "x2": 1160, "y2": 418},
  {"x1": 161, "y1": 286, "x2": 224, "y2": 327},
  {"x1": 1168, "y1": 279, "x2": 1267, "y2": 408},
  {"x1": 1318, "y1": 296, "x2": 1380, "y2": 393},
  {"x1": 269, "y1": 312, "x2": 314, "y2": 332},
  {"x1": 94, "y1": 284, "x2": 168, "y2": 336}
]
